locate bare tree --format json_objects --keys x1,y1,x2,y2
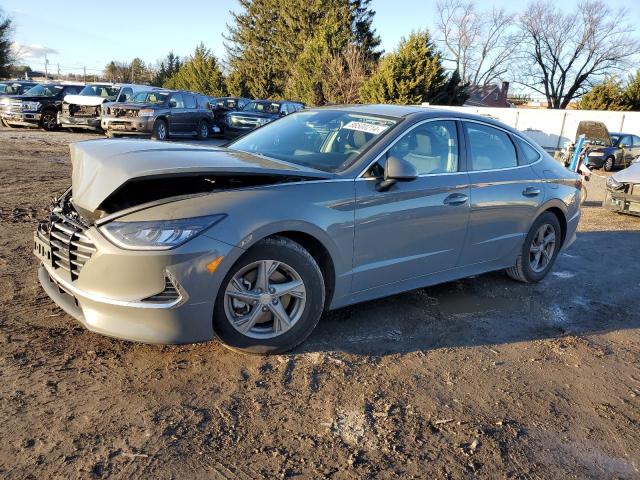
[
  {"x1": 323, "y1": 45, "x2": 371, "y2": 104},
  {"x1": 435, "y1": 0, "x2": 521, "y2": 86},
  {"x1": 517, "y1": 0, "x2": 640, "y2": 109}
]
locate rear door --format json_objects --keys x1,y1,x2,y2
[
  {"x1": 458, "y1": 121, "x2": 544, "y2": 266},
  {"x1": 353, "y1": 119, "x2": 470, "y2": 292}
]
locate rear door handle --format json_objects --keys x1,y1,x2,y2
[
  {"x1": 443, "y1": 193, "x2": 468, "y2": 206},
  {"x1": 522, "y1": 187, "x2": 541, "y2": 197}
]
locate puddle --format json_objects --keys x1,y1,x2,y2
[{"x1": 435, "y1": 291, "x2": 529, "y2": 316}]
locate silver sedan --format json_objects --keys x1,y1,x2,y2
[{"x1": 34, "y1": 105, "x2": 581, "y2": 353}]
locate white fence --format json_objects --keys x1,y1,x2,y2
[{"x1": 424, "y1": 105, "x2": 640, "y2": 152}]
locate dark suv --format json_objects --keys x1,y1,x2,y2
[
  {"x1": 101, "y1": 90, "x2": 214, "y2": 140},
  {"x1": 1, "y1": 83, "x2": 84, "y2": 130},
  {"x1": 212, "y1": 96, "x2": 250, "y2": 135},
  {"x1": 224, "y1": 99, "x2": 304, "y2": 139}
]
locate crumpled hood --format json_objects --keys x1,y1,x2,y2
[
  {"x1": 612, "y1": 161, "x2": 640, "y2": 183},
  {"x1": 70, "y1": 139, "x2": 332, "y2": 215},
  {"x1": 576, "y1": 121, "x2": 612, "y2": 146},
  {"x1": 64, "y1": 94, "x2": 110, "y2": 107}
]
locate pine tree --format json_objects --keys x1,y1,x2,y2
[
  {"x1": 432, "y1": 69, "x2": 468, "y2": 106},
  {"x1": 225, "y1": 0, "x2": 380, "y2": 100},
  {"x1": 0, "y1": 9, "x2": 12, "y2": 78},
  {"x1": 622, "y1": 70, "x2": 640, "y2": 111},
  {"x1": 577, "y1": 77, "x2": 627, "y2": 111},
  {"x1": 164, "y1": 43, "x2": 227, "y2": 96},
  {"x1": 152, "y1": 52, "x2": 182, "y2": 87},
  {"x1": 359, "y1": 31, "x2": 461, "y2": 105}
]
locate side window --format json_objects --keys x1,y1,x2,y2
[
  {"x1": 515, "y1": 137, "x2": 541, "y2": 165},
  {"x1": 619, "y1": 135, "x2": 632, "y2": 147},
  {"x1": 465, "y1": 122, "x2": 517, "y2": 170},
  {"x1": 170, "y1": 93, "x2": 185, "y2": 108},
  {"x1": 119, "y1": 88, "x2": 133, "y2": 102},
  {"x1": 386, "y1": 120, "x2": 459, "y2": 175},
  {"x1": 280, "y1": 104, "x2": 290, "y2": 115},
  {"x1": 633, "y1": 135, "x2": 640, "y2": 146},
  {"x1": 184, "y1": 94, "x2": 196, "y2": 109}
]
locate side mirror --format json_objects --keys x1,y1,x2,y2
[
  {"x1": 280, "y1": 110, "x2": 287, "y2": 117},
  {"x1": 169, "y1": 100, "x2": 177, "y2": 108},
  {"x1": 376, "y1": 156, "x2": 418, "y2": 192}
]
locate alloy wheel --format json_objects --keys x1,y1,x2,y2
[
  {"x1": 529, "y1": 224, "x2": 556, "y2": 273},
  {"x1": 223, "y1": 260, "x2": 307, "y2": 339},
  {"x1": 200, "y1": 122, "x2": 208, "y2": 139}
]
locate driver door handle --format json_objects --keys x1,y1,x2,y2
[
  {"x1": 522, "y1": 187, "x2": 541, "y2": 197},
  {"x1": 443, "y1": 193, "x2": 468, "y2": 206}
]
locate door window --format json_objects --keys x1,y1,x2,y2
[
  {"x1": 618, "y1": 135, "x2": 632, "y2": 148},
  {"x1": 169, "y1": 93, "x2": 185, "y2": 108},
  {"x1": 465, "y1": 122, "x2": 518, "y2": 170},
  {"x1": 184, "y1": 94, "x2": 196, "y2": 109},
  {"x1": 386, "y1": 120, "x2": 459, "y2": 175}
]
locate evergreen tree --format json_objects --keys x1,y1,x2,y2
[
  {"x1": 622, "y1": 70, "x2": 640, "y2": 111},
  {"x1": 164, "y1": 43, "x2": 226, "y2": 96},
  {"x1": 360, "y1": 31, "x2": 462, "y2": 105},
  {"x1": 225, "y1": 0, "x2": 380, "y2": 99},
  {"x1": 152, "y1": 51, "x2": 182, "y2": 87},
  {"x1": 577, "y1": 77, "x2": 627, "y2": 111},
  {"x1": 433, "y1": 69, "x2": 468, "y2": 106},
  {"x1": 0, "y1": 10, "x2": 13, "y2": 77}
]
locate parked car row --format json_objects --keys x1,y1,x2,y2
[{"x1": 0, "y1": 79, "x2": 304, "y2": 140}]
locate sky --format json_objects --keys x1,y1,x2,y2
[{"x1": 5, "y1": 0, "x2": 640, "y2": 78}]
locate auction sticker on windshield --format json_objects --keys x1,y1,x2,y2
[{"x1": 343, "y1": 121, "x2": 391, "y2": 135}]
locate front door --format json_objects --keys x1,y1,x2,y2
[
  {"x1": 353, "y1": 119, "x2": 470, "y2": 292},
  {"x1": 168, "y1": 93, "x2": 186, "y2": 133}
]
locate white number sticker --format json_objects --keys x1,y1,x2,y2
[{"x1": 343, "y1": 121, "x2": 390, "y2": 135}]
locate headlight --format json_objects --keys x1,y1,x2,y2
[
  {"x1": 100, "y1": 214, "x2": 226, "y2": 250},
  {"x1": 138, "y1": 108, "x2": 154, "y2": 117},
  {"x1": 258, "y1": 118, "x2": 271, "y2": 125},
  {"x1": 23, "y1": 101, "x2": 40, "y2": 110},
  {"x1": 606, "y1": 177, "x2": 624, "y2": 191}
]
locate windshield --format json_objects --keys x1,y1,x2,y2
[
  {"x1": 130, "y1": 91, "x2": 168, "y2": 104},
  {"x1": 217, "y1": 98, "x2": 238, "y2": 109},
  {"x1": 79, "y1": 85, "x2": 119, "y2": 100},
  {"x1": 229, "y1": 110, "x2": 398, "y2": 173},
  {"x1": 243, "y1": 101, "x2": 281, "y2": 114},
  {"x1": 610, "y1": 134, "x2": 621, "y2": 145},
  {"x1": 24, "y1": 84, "x2": 63, "y2": 97}
]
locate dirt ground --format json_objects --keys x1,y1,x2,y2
[{"x1": 0, "y1": 126, "x2": 639, "y2": 479}]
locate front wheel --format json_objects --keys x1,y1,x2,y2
[
  {"x1": 41, "y1": 111, "x2": 58, "y2": 131},
  {"x1": 506, "y1": 212, "x2": 561, "y2": 283},
  {"x1": 151, "y1": 119, "x2": 168, "y2": 141},
  {"x1": 603, "y1": 156, "x2": 615, "y2": 172},
  {"x1": 213, "y1": 236, "x2": 325, "y2": 354}
]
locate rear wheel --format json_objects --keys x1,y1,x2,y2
[
  {"x1": 603, "y1": 156, "x2": 615, "y2": 171},
  {"x1": 506, "y1": 212, "x2": 561, "y2": 283},
  {"x1": 41, "y1": 110, "x2": 58, "y2": 131},
  {"x1": 213, "y1": 236, "x2": 325, "y2": 354},
  {"x1": 151, "y1": 119, "x2": 168, "y2": 141},
  {"x1": 197, "y1": 120, "x2": 209, "y2": 140}
]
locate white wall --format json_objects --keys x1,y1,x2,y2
[{"x1": 424, "y1": 105, "x2": 640, "y2": 152}]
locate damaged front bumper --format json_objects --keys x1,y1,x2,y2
[
  {"x1": 33, "y1": 200, "x2": 244, "y2": 344},
  {"x1": 101, "y1": 115, "x2": 154, "y2": 135},
  {"x1": 2, "y1": 110, "x2": 41, "y2": 127},
  {"x1": 58, "y1": 113, "x2": 102, "y2": 130},
  {"x1": 604, "y1": 187, "x2": 640, "y2": 216}
]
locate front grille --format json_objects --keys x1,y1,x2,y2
[
  {"x1": 38, "y1": 211, "x2": 96, "y2": 281},
  {"x1": 108, "y1": 107, "x2": 138, "y2": 117}
]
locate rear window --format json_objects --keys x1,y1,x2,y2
[
  {"x1": 516, "y1": 138, "x2": 541, "y2": 164},
  {"x1": 184, "y1": 94, "x2": 196, "y2": 109}
]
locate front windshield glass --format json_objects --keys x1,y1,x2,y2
[
  {"x1": 243, "y1": 101, "x2": 281, "y2": 114},
  {"x1": 24, "y1": 84, "x2": 63, "y2": 97},
  {"x1": 130, "y1": 91, "x2": 168, "y2": 104},
  {"x1": 79, "y1": 85, "x2": 119, "y2": 100},
  {"x1": 229, "y1": 110, "x2": 398, "y2": 173}
]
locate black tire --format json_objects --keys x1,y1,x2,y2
[
  {"x1": 196, "y1": 120, "x2": 209, "y2": 140},
  {"x1": 41, "y1": 110, "x2": 58, "y2": 131},
  {"x1": 213, "y1": 236, "x2": 325, "y2": 354},
  {"x1": 151, "y1": 118, "x2": 168, "y2": 141},
  {"x1": 603, "y1": 156, "x2": 614, "y2": 172},
  {"x1": 506, "y1": 212, "x2": 562, "y2": 283}
]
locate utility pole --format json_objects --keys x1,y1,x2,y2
[
  {"x1": 44, "y1": 54, "x2": 49, "y2": 79},
  {"x1": 83, "y1": 66, "x2": 86, "y2": 83},
  {"x1": 57, "y1": 63, "x2": 60, "y2": 80}
]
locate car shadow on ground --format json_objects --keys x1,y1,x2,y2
[{"x1": 298, "y1": 230, "x2": 640, "y2": 356}]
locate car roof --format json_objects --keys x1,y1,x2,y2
[{"x1": 316, "y1": 104, "x2": 426, "y2": 118}]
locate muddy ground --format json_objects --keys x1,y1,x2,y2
[{"x1": 0, "y1": 126, "x2": 639, "y2": 479}]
